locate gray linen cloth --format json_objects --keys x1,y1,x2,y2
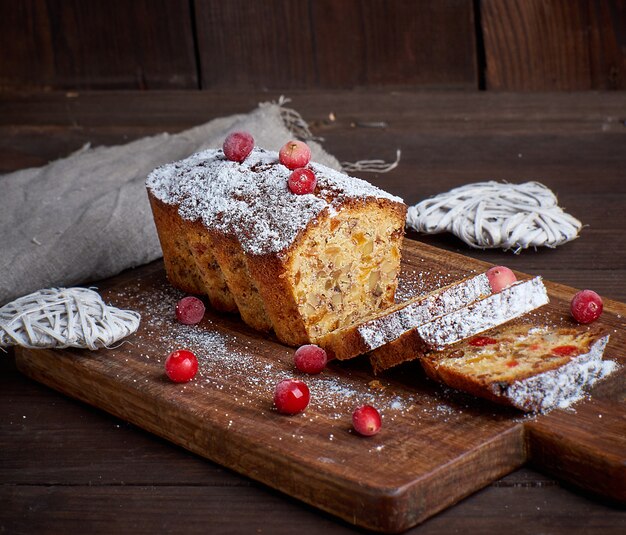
[{"x1": 0, "y1": 103, "x2": 340, "y2": 305}]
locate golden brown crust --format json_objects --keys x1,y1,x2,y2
[
  {"x1": 318, "y1": 329, "x2": 373, "y2": 361},
  {"x1": 184, "y1": 219, "x2": 237, "y2": 312},
  {"x1": 370, "y1": 333, "x2": 428, "y2": 374},
  {"x1": 245, "y1": 254, "x2": 309, "y2": 346},
  {"x1": 207, "y1": 232, "x2": 273, "y2": 332},
  {"x1": 420, "y1": 356, "x2": 506, "y2": 405},
  {"x1": 148, "y1": 195, "x2": 206, "y2": 295}
]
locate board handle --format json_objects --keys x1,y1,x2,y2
[{"x1": 525, "y1": 398, "x2": 626, "y2": 503}]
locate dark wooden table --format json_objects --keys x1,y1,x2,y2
[{"x1": 1, "y1": 91, "x2": 625, "y2": 534}]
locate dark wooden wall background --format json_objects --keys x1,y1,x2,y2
[{"x1": 1, "y1": 0, "x2": 624, "y2": 92}]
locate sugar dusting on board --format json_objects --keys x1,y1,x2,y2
[
  {"x1": 104, "y1": 262, "x2": 619, "y2": 453},
  {"x1": 107, "y1": 279, "x2": 454, "y2": 430}
]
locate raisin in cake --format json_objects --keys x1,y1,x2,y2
[
  {"x1": 421, "y1": 324, "x2": 616, "y2": 412},
  {"x1": 369, "y1": 277, "x2": 549, "y2": 373},
  {"x1": 318, "y1": 272, "x2": 492, "y2": 360},
  {"x1": 146, "y1": 147, "x2": 406, "y2": 346}
]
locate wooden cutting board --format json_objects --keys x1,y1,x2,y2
[{"x1": 14, "y1": 239, "x2": 626, "y2": 533}]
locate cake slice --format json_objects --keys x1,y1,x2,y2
[
  {"x1": 421, "y1": 324, "x2": 615, "y2": 412},
  {"x1": 317, "y1": 272, "x2": 492, "y2": 360},
  {"x1": 369, "y1": 277, "x2": 549, "y2": 373}
]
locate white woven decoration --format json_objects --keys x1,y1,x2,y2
[
  {"x1": 0, "y1": 287, "x2": 140, "y2": 350},
  {"x1": 407, "y1": 181, "x2": 582, "y2": 253},
  {"x1": 342, "y1": 149, "x2": 401, "y2": 173}
]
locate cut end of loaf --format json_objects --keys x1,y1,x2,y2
[{"x1": 290, "y1": 202, "x2": 404, "y2": 341}]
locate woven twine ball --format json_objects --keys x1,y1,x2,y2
[
  {"x1": 406, "y1": 181, "x2": 582, "y2": 253},
  {"x1": 0, "y1": 287, "x2": 140, "y2": 350}
]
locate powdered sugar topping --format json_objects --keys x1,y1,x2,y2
[
  {"x1": 146, "y1": 148, "x2": 403, "y2": 256},
  {"x1": 503, "y1": 335, "x2": 616, "y2": 412},
  {"x1": 358, "y1": 273, "x2": 491, "y2": 349},
  {"x1": 418, "y1": 277, "x2": 549, "y2": 349}
]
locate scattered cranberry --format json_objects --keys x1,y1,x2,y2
[
  {"x1": 165, "y1": 349, "x2": 198, "y2": 383},
  {"x1": 468, "y1": 336, "x2": 498, "y2": 347},
  {"x1": 288, "y1": 168, "x2": 317, "y2": 195},
  {"x1": 486, "y1": 266, "x2": 517, "y2": 292},
  {"x1": 507, "y1": 360, "x2": 519, "y2": 368},
  {"x1": 274, "y1": 379, "x2": 310, "y2": 415},
  {"x1": 279, "y1": 140, "x2": 311, "y2": 170},
  {"x1": 175, "y1": 296, "x2": 206, "y2": 325},
  {"x1": 223, "y1": 131, "x2": 254, "y2": 162},
  {"x1": 294, "y1": 344, "x2": 327, "y2": 374},
  {"x1": 352, "y1": 405, "x2": 382, "y2": 437},
  {"x1": 552, "y1": 345, "x2": 578, "y2": 357},
  {"x1": 571, "y1": 289, "x2": 603, "y2": 324}
]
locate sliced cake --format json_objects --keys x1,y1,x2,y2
[
  {"x1": 317, "y1": 272, "x2": 492, "y2": 360},
  {"x1": 369, "y1": 277, "x2": 549, "y2": 373},
  {"x1": 421, "y1": 323, "x2": 615, "y2": 412},
  {"x1": 146, "y1": 146, "x2": 406, "y2": 346}
]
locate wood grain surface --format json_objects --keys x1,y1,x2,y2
[
  {"x1": 12, "y1": 238, "x2": 626, "y2": 532},
  {"x1": 481, "y1": 0, "x2": 626, "y2": 90},
  {"x1": 3, "y1": 1, "x2": 624, "y2": 92},
  {"x1": 2, "y1": 90, "x2": 625, "y2": 534},
  {"x1": 0, "y1": 0, "x2": 198, "y2": 91}
]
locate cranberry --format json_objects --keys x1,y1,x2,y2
[
  {"x1": 486, "y1": 266, "x2": 517, "y2": 292},
  {"x1": 468, "y1": 336, "x2": 498, "y2": 347},
  {"x1": 288, "y1": 168, "x2": 317, "y2": 195},
  {"x1": 352, "y1": 405, "x2": 381, "y2": 437},
  {"x1": 552, "y1": 345, "x2": 578, "y2": 357},
  {"x1": 507, "y1": 360, "x2": 519, "y2": 368},
  {"x1": 571, "y1": 289, "x2": 603, "y2": 324},
  {"x1": 274, "y1": 379, "x2": 310, "y2": 415},
  {"x1": 279, "y1": 140, "x2": 311, "y2": 170},
  {"x1": 165, "y1": 349, "x2": 198, "y2": 383},
  {"x1": 223, "y1": 131, "x2": 254, "y2": 162},
  {"x1": 294, "y1": 344, "x2": 327, "y2": 374},
  {"x1": 175, "y1": 296, "x2": 205, "y2": 325}
]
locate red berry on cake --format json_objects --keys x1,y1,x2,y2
[
  {"x1": 165, "y1": 349, "x2": 198, "y2": 383},
  {"x1": 274, "y1": 379, "x2": 310, "y2": 415},
  {"x1": 175, "y1": 296, "x2": 206, "y2": 325},
  {"x1": 294, "y1": 344, "x2": 327, "y2": 374},
  {"x1": 571, "y1": 289, "x2": 603, "y2": 324},
  {"x1": 352, "y1": 405, "x2": 381, "y2": 436},
  {"x1": 468, "y1": 336, "x2": 498, "y2": 347},
  {"x1": 288, "y1": 168, "x2": 317, "y2": 195},
  {"x1": 486, "y1": 266, "x2": 517, "y2": 292},
  {"x1": 279, "y1": 140, "x2": 311, "y2": 170},
  {"x1": 223, "y1": 131, "x2": 254, "y2": 162}
]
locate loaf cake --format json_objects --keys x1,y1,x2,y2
[
  {"x1": 369, "y1": 276, "x2": 549, "y2": 373},
  {"x1": 317, "y1": 272, "x2": 492, "y2": 360},
  {"x1": 421, "y1": 324, "x2": 615, "y2": 412},
  {"x1": 146, "y1": 147, "x2": 406, "y2": 346}
]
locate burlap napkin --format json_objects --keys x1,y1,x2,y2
[{"x1": 0, "y1": 102, "x2": 341, "y2": 305}]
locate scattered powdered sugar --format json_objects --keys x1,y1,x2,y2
[
  {"x1": 358, "y1": 273, "x2": 491, "y2": 349},
  {"x1": 106, "y1": 268, "x2": 617, "y2": 446},
  {"x1": 419, "y1": 277, "x2": 549, "y2": 349},
  {"x1": 503, "y1": 335, "x2": 617, "y2": 412},
  {"x1": 146, "y1": 147, "x2": 403, "y2": 256},
  {"x1": 109, "y1": 280, "x2": 423, "y2": 418}
]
